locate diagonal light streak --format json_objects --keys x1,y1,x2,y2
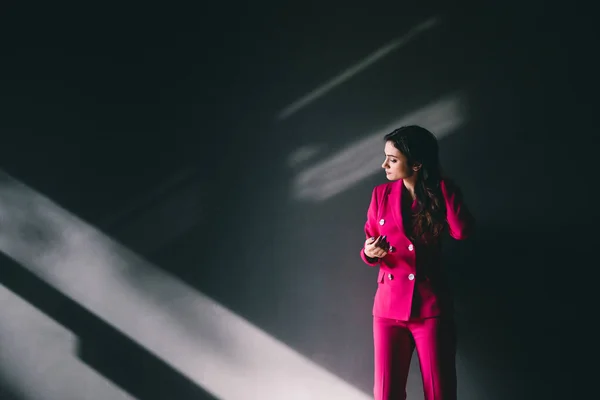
[
  {"x1": 0, "y1": 171, "x2": 371, "y2": 400},
  {"x1": 277, "y1": 16, "x2": 440, "y2": 121},
  {"x1": 0, "y1": 283, "x2": 136, "y2": 400},
  {"x1": 292, "y1": 93, "x2": 466, "y2": 201}
]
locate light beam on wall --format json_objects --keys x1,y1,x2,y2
[
  {"x1": 0, "y1": 283, "x2": 136, "y2": 400},
  {"x1": 0, "y1": 171, "x2": 371, "y2": 400},
  {"x1": 276, "y1": 16, "x2": 440, "y2": 121},
  {"x1": 292, "y1": 93, "x2": 466, "y2": 202}
]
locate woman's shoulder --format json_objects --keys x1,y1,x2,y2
[
  {"x1": 373, "y1": 181, "x2": 394, "y2": 193},
  {"x1": 369, "y1": 181, "x2": 395, "y2": 200},
  {"x1": 439, "y1": 176, "x2": 465, "y2": 195}
]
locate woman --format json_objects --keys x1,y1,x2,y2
[{"x1": 360, "y1": 125, "x2": 474, "y2": 400}]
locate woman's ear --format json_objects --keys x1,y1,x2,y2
[{"x1": 412, "y1": 162, "x2": 422, "y2": 172}]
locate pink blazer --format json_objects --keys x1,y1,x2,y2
[{"x1": 360, "y1": 178, "x2": 474, "y2": 321}]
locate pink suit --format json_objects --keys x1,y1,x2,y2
[{"x1": 360, "y1": 178, "x2": 474, "y2": 400}]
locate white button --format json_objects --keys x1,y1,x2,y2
[
  {"x1": 388, "y1": 273, "x2": 393, "y2": 280},
  {"x1": 408, "y1": 244, "x2": 414, "y2": 251},
  {"x1": 379, "y1": 219, "x2": 385, "y2": 225},
  {"x1": 408, "y1": 274, "x2": 415, "y2": 280}
]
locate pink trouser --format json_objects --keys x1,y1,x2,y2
[{"x1": 373, "y1": 316, "x2": 457, "y2": 400}]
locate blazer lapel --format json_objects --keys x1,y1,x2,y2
[{"x1": 389, "y1": 180, "x2": 405, "y2": 236}]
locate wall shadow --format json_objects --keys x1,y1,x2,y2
[
  {"x1": 0, "y1": 253, "x2": 217, "y2": 400},
  {"x1": 444, "y1": 220, "x2": 597, "y2": 399},
  {"x1": 0, "y1": 380, "x2": 24, "y2": 400}
]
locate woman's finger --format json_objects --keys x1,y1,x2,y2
[
  {"x1": 374, "y1": 248, "x2": 387, "y2": 258},
  {"x1": 377, "y1": 238, "x2": 389, "y2": 250}
]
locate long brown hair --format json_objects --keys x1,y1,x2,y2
[{"x1": 384, "y1": 125, "x2": 446, "y2": 243}]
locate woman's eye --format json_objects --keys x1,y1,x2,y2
[{"x1": 390, "y1": 159, "x2": 397, "y2": 163}]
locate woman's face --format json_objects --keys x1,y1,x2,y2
[{"x1": 381, "y1": 140, "x2": 413, "y2": 181}]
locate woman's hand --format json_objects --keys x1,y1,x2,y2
[{"x1": 364, "y1": 236, "x2": 390, "y2": 259}]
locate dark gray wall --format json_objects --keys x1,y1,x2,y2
[{"x1": 1, "y1": 1, "x2": 596, "y2": 399}]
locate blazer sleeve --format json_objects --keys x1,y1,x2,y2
[
  {"x1": 441, "y1": 178, "x2": 474, "y2": 240},
  {"x1": 360, "y1": 186, "x2": 381, "y2": 266}
]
